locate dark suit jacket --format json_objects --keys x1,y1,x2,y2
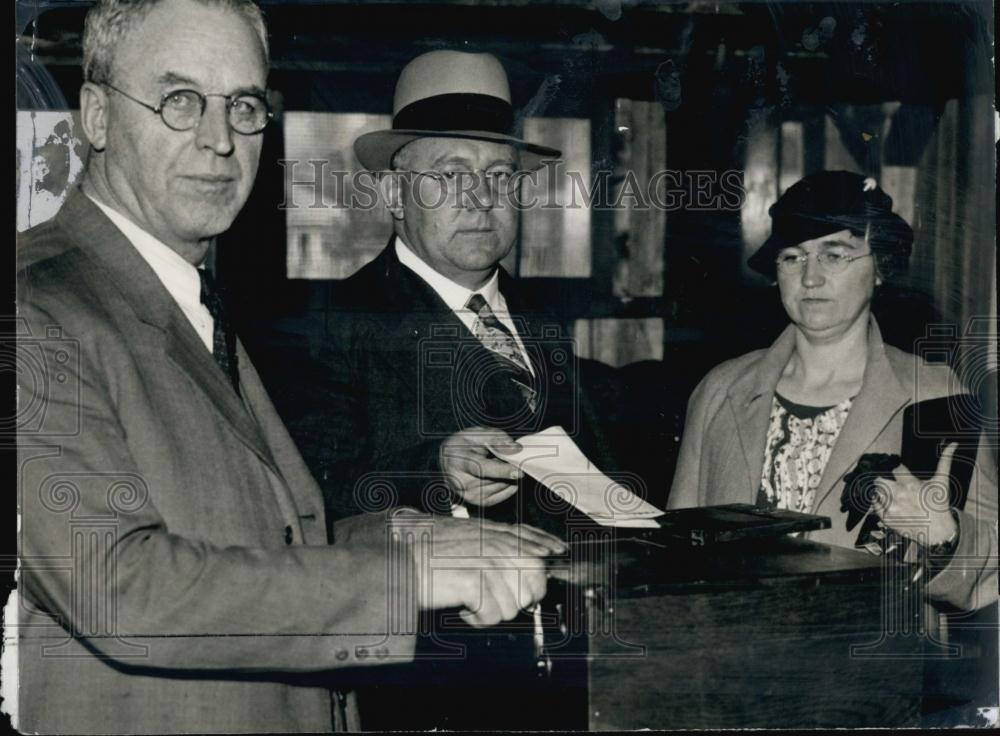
[
  {"x1": 15, "y1": 192, "x2": 416, "y2": 734},
  {"x1": 278, "y1": 240, "x2": 606, "y2": 730},
  {"x1": 286, "y1": 241, "x2": 616, "y2": 537}
]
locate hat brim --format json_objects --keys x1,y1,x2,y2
[
  {"x1": 746, "y1": 234, "x2": 790, "y2": 279},
  {"x1": 354, "y1": 129, "x2": 561, "y2": 171}
]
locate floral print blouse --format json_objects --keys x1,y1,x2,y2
[{"x1": 757, "y1": 393, "x2": 854, "y2": 513}]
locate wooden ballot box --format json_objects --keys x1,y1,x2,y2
[{"x1": 543, "y1": 528, "x2": 926, "y2": 729}]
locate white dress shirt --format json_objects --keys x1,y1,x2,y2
[
  {"x1": 88, "y1": 195, "x2": 214, "y2": 352},
  {"x1": 394, "y1": 236, "x2": 534, "y2": 375}
]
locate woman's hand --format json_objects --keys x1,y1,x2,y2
[{"x1": 871, "y1": 442, "x2": 959, "y2": 547}]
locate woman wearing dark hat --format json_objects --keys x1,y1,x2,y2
[{"x1": 668, "y1": 171, "x2": 996, "y2": 612}]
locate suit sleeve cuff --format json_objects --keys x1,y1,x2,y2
[{"x1": 925, "y1": 508, "x2": 992, "y2": 610}]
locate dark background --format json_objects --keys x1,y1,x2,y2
[
  {"x1": 17, "y1": 1, "x2": 996, "y2": 505},
  {"x1": 15, "y1": 0, "x2": 997, "y2": 726}
]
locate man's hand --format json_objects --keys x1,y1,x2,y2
[
  {"x1": 872, "y1": 442, "x2": 960, "y2": 547},
  {"x1": 391, "y1": 513, "x2": 566, "y2": 627},
  {"x1": 439, "y1": 426, "x2": 524, "y2": 507}
]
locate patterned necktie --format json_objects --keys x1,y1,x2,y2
[
  {"x1": 466, "y1": 293, "x2": 537, "y2": 413},
  {"x1": 198, "y1": 269, "x2": 240, "y2": 395}
]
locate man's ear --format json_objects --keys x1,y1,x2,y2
[
  {"x1": 379, "y1": 171, "x2": 405, "y2": 221},
  {"x1": 79, "y1": 82, "x2": 109, "y2": 151}
]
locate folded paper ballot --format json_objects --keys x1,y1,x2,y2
[{"x1": 491, "y1": 426, "x2": 665, "y2": 527}]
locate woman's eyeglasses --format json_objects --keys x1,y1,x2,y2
[{"x1": 775, "y1": 251, "x2": 873, "y2": 275}]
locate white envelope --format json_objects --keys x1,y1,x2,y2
[{"x1": 491, "y1": 426, "x2": 664, "y2": 528}]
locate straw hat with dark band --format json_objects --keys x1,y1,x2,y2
[
  {"x1": 748, "y1": 170, "x2": 914, "y2": 280},
  {"x1": 354, "y1": 50, "x2": 561, "y2": 171}
]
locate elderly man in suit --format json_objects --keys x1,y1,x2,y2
[
  {"x1": 14, "y1": 3, "x2": 563, "y2": 733},
  {"x1": 281, "y1": 50, "x2": 613, "y2": 730}
]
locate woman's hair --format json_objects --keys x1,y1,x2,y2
[
  {"x1": 866, "y1": 223, "x2": 911, "y2": 283},
  {"x1": 83, "y1": 0, "x2": 269, "y2": 85}
]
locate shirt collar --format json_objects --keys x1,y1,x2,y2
[
  {"x1": 394, "y1": 235, "x2": 501, "y2": 313},
  {"x1": 86, "y1": 194, "x2": 204, "y2": 302}
]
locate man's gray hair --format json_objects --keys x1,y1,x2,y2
[{"x1": 83, "y1": 0, "x2": 269, "y2": 84}]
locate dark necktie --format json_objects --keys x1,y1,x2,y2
[
  {"x1": 466, "y1": 293, "x2": 537, "y2": 413},
  {"x1": 198, "y1": 269, "x2": 240, "y2": 395}
]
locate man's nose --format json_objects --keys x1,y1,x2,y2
[
  {"x1": 461, "y1": 171, "x2": 495, "y2": 210},
  {"x1": 195, "y1": 98, "x2": 235, "y2": 156},
  {"x1": 801, "y1": 254, "x2": 826, "y2": 287}
]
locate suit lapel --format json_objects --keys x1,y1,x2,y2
[
  {"x1": 163, "y1": 327, "x2": 279, "y2": 473},
  {"x1": 235, "y1": 343, "x2": 320, "y2": 542},
  {"x1": 497, "y1": 272, "x2": 579, "y2": 425},
  {"x1": 812, "y1": 320, "x2": 910, "y2": 510},
  {"x1": 57, "y1": 191, "x2": 279, "y2": 474},
  {"x1": 724, "y1": 318, "x2": 911, "y2": 511},
  {"x1": 725, "y1": 325, "x2": 798, "y2": 500},
  {"x1": 375, "y1": 242, "x2": 470, "y2": 377},
  {"x1": 496, "y1": 269, "x2": 550, "y2": 343},
  {"x1": 373, "y1": 243, "x2": 541, "y2": 430}
]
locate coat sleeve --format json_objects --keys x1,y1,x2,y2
[
  {"x1": 17, "y1": 297, "x2": 418, "y2": 673},
  {"x1": 667, "y1": 370, "x2": 718, "y2": 510},
  {"x1": 926, "y1": 437, "x2": 999, "y2": 611}
]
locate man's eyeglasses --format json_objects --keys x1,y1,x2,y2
[
  {"x1": 775, "y1": 250, "x2": 873, "y2": 275},
  {"x1": 402, "y1": 169, "x2": 517, "y2": 192},
  {"x1": 103, "y1": 83, "x2": 272, "y2": 135}
]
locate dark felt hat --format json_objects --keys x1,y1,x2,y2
[{"x1": 748, "y1": 170, "x2": 914, "y2": 279}]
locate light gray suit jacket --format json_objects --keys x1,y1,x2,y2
[
  {"x1": 15, "y1": 191, "x2": 416, "y2": 733},
  {"x1": 668, "y1": 319, "x2": 997, "y2": 612}
]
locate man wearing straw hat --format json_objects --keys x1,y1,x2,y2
[{"x1": 290, "y1": 50, "x2": 610, "y2": 729}]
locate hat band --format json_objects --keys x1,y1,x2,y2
[{"x1": 393, "y1": 93, "x2": 514, "y2": 135}]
